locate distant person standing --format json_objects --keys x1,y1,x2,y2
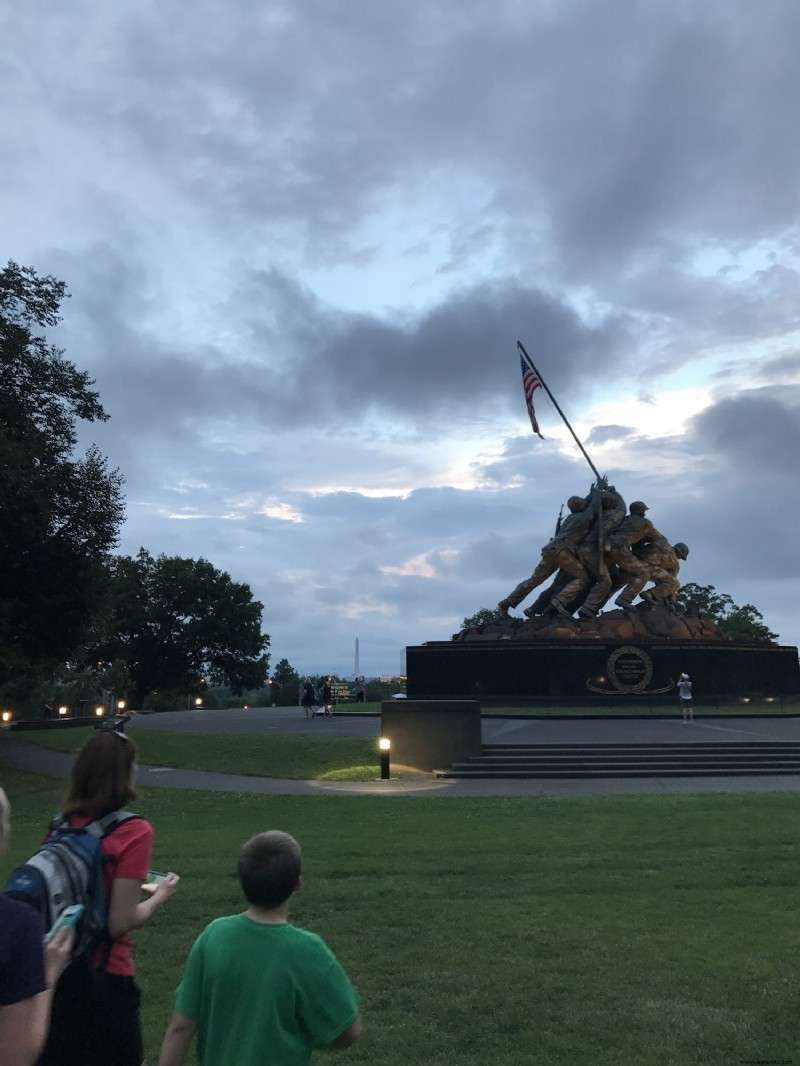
[
  {"x1": 321, "y1": 678, "x2": 333, "y2": 718},
  {"x1": 677, "y1": 673, "x2": 693, "y2": 723},
  {"x1": 301, "y1": 681, "x2": 316, "y2": 720},
  {"x1": 355, "y1": 678, "x2": 365, "y2": 704}
]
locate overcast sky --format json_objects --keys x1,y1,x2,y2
[{"x1": 3, "y1": 1, "x2": 799, "y2": 678}]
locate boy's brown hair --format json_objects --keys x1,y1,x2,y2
[
  {"x1": 238, "y1": 830, "x2": 302, "y2": 909},
  {"x1": 62, "y1": 730, "x2": 139, "y2": 818}
]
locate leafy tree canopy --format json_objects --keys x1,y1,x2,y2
[
  {"x1": 90, "y1": 549, "x2": 270, "y2": 707},
  {"x1": 675, "y1": 583, "x2": 778, "y2": 643},
  {"x1": 461, "y1": 607, "x2": 502, "y2": 630},
  {"x1": 365, "y1": 678, "x2": 403, "y2": 702},
  {"x1": 0, "y1": 261, "x2": 125, "y2": 683},
  {"x1": 270, "y1": 658, "x2": 300, "y2": 706}
]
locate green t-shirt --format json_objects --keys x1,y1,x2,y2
[{"x1": 176, "y1": 915, "x2": 360, "y2": 1066}]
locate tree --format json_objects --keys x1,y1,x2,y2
[
  {"x1": 90, "y1": 549, "x2": 270, "y2": 707},
  {"x1": 271, "y1": 658, "x2": 300, "y2": 706},
  {"x1": 0, "y1": 261, "x2": 125, "y2": 685},
  {"x1": 675, "y1": 583, "x2": 778, "y2": 643},
  {"x1": 365, "y1": 678, "x2": 400, "y2": 702},
  {"x1": 460, "y1": 607, "x2": 502, "y2": 630}
]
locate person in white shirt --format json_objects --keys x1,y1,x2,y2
[{"x1": 677, "y1": 673, "x2": 693, "y2": 722}]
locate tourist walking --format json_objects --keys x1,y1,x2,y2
[
  {"x1": 321, "y1": 677, "x2": 333, "y2": 717},
  {"x1": 301, "y1": 681, "x2": 316, "y2": 720}
]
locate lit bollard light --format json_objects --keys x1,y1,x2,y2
[{"x1": 379, "y1": 737, "x2": 391, "y2": 780}]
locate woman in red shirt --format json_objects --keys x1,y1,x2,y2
[{"x1": 38, "y1": 730, "x2": 179, "y2": 1066}]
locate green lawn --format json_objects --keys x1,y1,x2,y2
[
  {"x1": 19, "y1": 728, "x2": 387, "y2": 780},
  {"x1": 1, "y1": 766, "x2": 797, "y2": 1066}
]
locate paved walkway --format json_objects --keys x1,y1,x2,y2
[{"x1": 3, "y1": 708, "x2": 800, "y2": 799}]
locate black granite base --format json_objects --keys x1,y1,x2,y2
[
  {"x1": 406, "y1": 640, "x2": 800, "y2": 705},
  {"x1": 381, "y1": 700, "x2": 482, "y2": 772}
]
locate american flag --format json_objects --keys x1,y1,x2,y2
[{"x1": 520, "y1": 353, "x2": 545, "y2": 438}]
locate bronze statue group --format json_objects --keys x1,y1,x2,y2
[{"x1": 499, "y1": 479, "x2": 689, "y2": 621}]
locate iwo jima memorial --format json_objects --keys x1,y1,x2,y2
[{"x1": 406, "y1": 343, "x2": 800, "y2": 706}]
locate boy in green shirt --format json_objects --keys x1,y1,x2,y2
[{"x1": 158, "y1": 831, "x2": 361, "y2": 1066}]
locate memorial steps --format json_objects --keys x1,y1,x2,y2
[{"x1": 433, "y1": 741, "x2": 800, "y2": 779}]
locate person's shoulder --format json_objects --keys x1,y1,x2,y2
[
  {"x1": 0, "y1": 894, "x2": 44, "y2": 929},
  {"x1": 111, "y1": 813, "x2": 153, "y2": 842},
  {"x1": 0, "y1": 895, "x2": 45, "y2": 946},
  {"x1": 101, "y1": 813, "x2": 153, "y2": 856},
  {"x1": 285, "y1": 924, "x2": 339, "y2": 960},
  {"x1": 197, "y1": 913, "x2": 249, "y2": 942}
]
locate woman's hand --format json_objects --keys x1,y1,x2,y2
[
  {"x1": 109, "y1": 873, "x2": 181, "y2": 936},
  {"x1": 44, "y1": 926, "x2": 74, "y2": 988},
  {"x1": 141, "y1": 872, "x2": 180, "y2": 901}
]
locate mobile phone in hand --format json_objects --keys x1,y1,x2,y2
[
  {"x1": 143, "y1": 870, "x2": 167, "y2": 889},
  {"x1": 45, "y1": 904, "x2": 84, "y2": 943}
]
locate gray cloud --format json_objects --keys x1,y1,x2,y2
[{"x1": 4, "y1": 0, "x2": 800, "y2": 671}]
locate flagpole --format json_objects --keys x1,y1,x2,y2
[
  {"x1": 517, "y1": 340, "x2": 606, "y2": 589},
  {"x1": 517, "y1": 340, "x2": 601, "y2": 482}
]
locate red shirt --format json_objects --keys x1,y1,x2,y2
[{"x1": 68, "y1": 814, "x2": 154, "y2": 976}]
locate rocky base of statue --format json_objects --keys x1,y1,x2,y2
[{"x1": 454, "y1": 601, "x2": 727, "y2": 643}]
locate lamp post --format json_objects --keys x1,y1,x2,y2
[{"x1": 379, "y1": 737, "x2": 391, "y2": 780}]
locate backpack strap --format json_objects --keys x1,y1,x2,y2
[
  {"x1": 47, "y1": 813, "x2": 69, "y2": 837},
  {"x1": 91, "y1": 811, "x2": 146, "y2": 974},
  {"x1": 46, "y1": 810, "x2": 142, "y2": 839},
  {"x1": 91, "y1": 810, "x2": 143, "y2": 839}
]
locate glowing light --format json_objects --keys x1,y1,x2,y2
[
  {"x1": 58, "y1": 706, "x2": 68, "y2": 716},
  {"x1": 1, "y1": 711, "x2": 11, "y2": 723},
  {"x1": 379, "y1": 736, "x2": 391, "y2": 780},
  {"x1": 95, "y1": 707, "x2": 104, "y2": 717}
]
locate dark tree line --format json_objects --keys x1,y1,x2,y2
[
  {"x1": 1, "y1": 261, "x2": 269, "y2": 713},
  {"x1": 674, "y1": 583, "x2": 777, "y2": 643}
]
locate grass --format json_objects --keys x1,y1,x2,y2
[
  {"x1": 19, "y1": 727, "x2": 389, "y2": 780},
  {"x1": 1, "y1": 766, "x2": 798, "y2": 1065}
]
